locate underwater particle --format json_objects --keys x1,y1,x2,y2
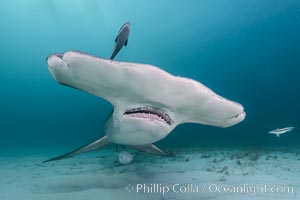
[{"x1": 118, "y1": 151, "x2": 133, "y2": 164}]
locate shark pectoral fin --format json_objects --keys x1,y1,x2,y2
[
  {"x1": 124, "y1": 39, "x2": 128, "y2": 46},
  {"x1": 115, "y1": 36, "x2": 118, "y2": 42},
  {"x1": 130, "y1": 144, "x2": 173, "y2": 157},
  {"x1": 43, "y1": 135, "x2": 110, "y2": 163},
  {"x1": 276, "y1": 134, "x2": 280, "y2": 137}
]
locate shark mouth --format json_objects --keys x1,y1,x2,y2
[{"x1": 124, "y1": 107, "x2": 172, "y2": 125}]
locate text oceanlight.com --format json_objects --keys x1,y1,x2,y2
[{"x1": 124, "y1": 183, "x2": 294, "y2": 196}]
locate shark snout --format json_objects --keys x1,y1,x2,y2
[
  {"x1": 46, "y1": 53, "x2": 70, "y2": 84},
  {"x1": 123, "y1": 22, "x2": 130, "y2": 29},
  {"x1": 46, "y1": 53, "x2": 64, "y2": 63},
  {"x1": 225, "y1": 110, "x2": 246, "y2": 126},
  {"x1": 209, "y1": 100, "x2": 246, "y2": 128},
  {"x1": 46, "y1": 53, "x2": 63, "y2": 62},
  {"x1": 221, "y1": 103, "x2": 246, "y2": 127},
  {"x1": 46, "y1": 53, "x2": 70, "y2": 70}
]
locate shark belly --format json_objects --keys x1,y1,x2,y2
[{"x1": 108, "y1": 129, "x2": 165, "y2": 145}]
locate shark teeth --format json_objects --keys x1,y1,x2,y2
[{"x1": 124, "y1": 107, "x2": 171, "y2": 125}]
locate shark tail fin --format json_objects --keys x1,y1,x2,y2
[
  {"x1": 43, "y1": 135, "x2": 110, "y2": 163},
  {"x1": 130, "y1": 144, "x2": 173, "y2": 157}
]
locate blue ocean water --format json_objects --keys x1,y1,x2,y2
[{"x1": 0, "y1": 0, "x2": 300, "y2": 150}]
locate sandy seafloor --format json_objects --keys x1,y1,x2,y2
[{"x1": 1, "y1": 146, "x2": 299, "y2": 200}]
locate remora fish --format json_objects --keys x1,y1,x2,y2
[
  {"x1": 268, "y1": 127, "x2": 295, "y2": 137},
  {"x1": 110, "y1": 22, "x2": 130, "y2": 60}
]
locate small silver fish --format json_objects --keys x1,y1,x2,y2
[{"x1": 268, "y1": 127, "x2": 295, "y2": 137}]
